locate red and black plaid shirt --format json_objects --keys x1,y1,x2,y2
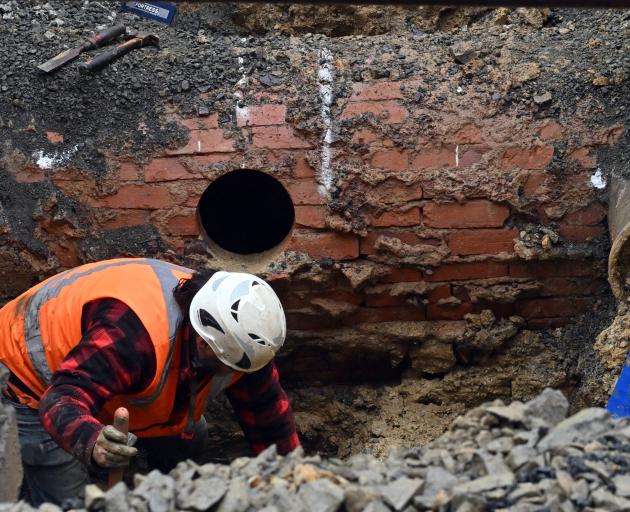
[{"x1": 35, "y1": 298, "x2": 299, "y2": 465}]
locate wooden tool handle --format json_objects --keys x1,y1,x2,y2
[{"x1": 107, "y1": 407, "x2": 129, "y2": 489}]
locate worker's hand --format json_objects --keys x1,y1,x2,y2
[{"x1": 92, "y1": 425, "x2": 138, "y2": 468}]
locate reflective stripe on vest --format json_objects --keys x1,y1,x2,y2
[{"x1": 23, "y1": 258, "x2": 187, "y2": 406}]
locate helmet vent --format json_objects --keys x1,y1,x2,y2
[
  {"x1": 231, "y1": 299, "x2": 240, "y2": 321},
  {"x1": 235, "y1": 353, "x2": 252, "y2": 370},
  {"x1": 249, "y1": 333, "x2": 267, "y2": 346},
  {"x1": 199, "y1": 309, "x2": 224, "y2": 334},
  {"x1": 251, "y1": 281, "x2": 260, "y2": 287}
]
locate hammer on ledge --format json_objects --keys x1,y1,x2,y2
[{"x1": 79, "y1": 34, "x2": 159, "y2": 73}]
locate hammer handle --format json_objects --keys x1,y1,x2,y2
[
  {"x1": 79, "y1": 38, "x2": 145, "y2": 73},
  {"x1": 107, "y1": 407, "x2": 129, "y2": 489}
]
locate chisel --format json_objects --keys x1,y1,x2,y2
[
  {"x1": 78, "y1": 34, "x2": 159, "y2": 74},
  {"x1": 38, "y1": 25, "x2": 127, "y2": 74}
]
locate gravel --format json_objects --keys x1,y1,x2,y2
[{"x1": 4, "y1": 388, "x2": 630, "y2": 511}]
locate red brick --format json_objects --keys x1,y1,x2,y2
[
  {"x1": 252, "y1": 126, "x2": 312, "y2": 149},
  {"x1": 287, "y1": 231, "x2": 359, "y2": 260},
  {"x1": 371, "y1": 150, "x2": 409, "y2": 171},
  {"x1": 295, "y1": 206, "x2": 327, "y2": 228},
  {"x1": 145, "y1": 158, "x2": 195, "y2": 182},
  {"x1": 366, "y1": 291, "x2": 408, "y2": 307},
  {"x1": 15, "y1": 167, "x2": 45, "y2": 183},
  {"x1": 349, "y1": 82, "x2": 403, "y2": 101},
  {"x1": 568, "y1": 147, "x2": 597, "y2": 169},
  {"x1": 295, "y1": 155, "x2": 316, "y2": 178},
  {"x1": 558, "y1": 225, "x2": 606, "y2": 241},
  {"x1": 189, "y1": 153, "x2": 234, "y2": 168},
  {"x1": 166, "y1": 129, "x2": 234, "y2": 155},
  {"x1": 454, "y1": 124, "x2": 482, "y2": 144},
  {"x1": 46, "y1": 131, "x2": 64, "y2": 144},
  {"x1": 448, "y1": 229, "x2": 518, "y2": 256},
  {"x1": 509, "y1": 260, "x2": 602, "y2": 279},
  {"x1": 118, "y1": 162, "x2": 140, "y2": 181},
  {"x1": 352, "y1": 128, "x2": 378, "y2": 145},
  {"x1": 286, "y1": 180, "x2": 326, "y2": 205},
  {"x1": 427, "y1": 303, "x2": 473, "y2": 320},
  {"x1": 100, "y1": 209, "x2": 150, "y2": 230},
  {"x1": 349, "y1": 306, "x2": 425, "y2": 324},
  {"x1": 526, "y1": 317, "x2": 571, "y2": 329},
  {"x1": 167, "y1": 214, "x2": 199, "y2": 236},
  {"x1": 371, "y1": 208, "x2": 420, "y2": 227},
  {"x1": 537, "y1": 121, "x2": 564, "y2": 141},
  {"x1": 360, "y1": 231, "x2": 439, "y2": 256},
  {"x1": 369, "y1": 178, "x2": 422, "y2": 205},
  {"x1": 428, "y1": 284, "x2": 451, "y2": 302},
  {"x1": 424, "y1": 200, "x2": 509, "y2": 229},
  {"x1": 381, "y1": 268, "x2": 423, "y2": 283},
  {"x1": 458, "y1": 147, "x2": 487, "y2": 167},
  {"x1": 341, "y1": 100, "x2": 409, "y2": 124},
  {"x1": 523, "y1": 171, "x2": 548, "y2": 197},
  {"x1": 500, "y1": 145, "x2": 554, "y2": 170},
  {"x1": 425, "y1": 262, "x2": 509, "y2": 281},
  {"x1": 179, "y1": 114, "x2": 219, "y2": 130},
  {"x1": 237, "y1": 104, "x2": 287, "y2": 127},
  {"x1": 49, "y1": 241, "x2": 80, "y2": 268},
  {"x1": 514, "y1": 297, "x2": 592, "y2": 318},
  {"x1": 540, "y1": 277, "x2": 608, "y2": 297},
  {"x1": 564, "y1": 203, "x2": 607, "y2": 226},
  {"x1": 411, "y1": 147, "x2": 456, "y2": 170},
  {"x1": 91, "y1": 185, "x2": 173, "y2": 209}
]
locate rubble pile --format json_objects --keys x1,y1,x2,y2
[{"x1": 6, "y1": 388, "x2": 630, "y2": 512}]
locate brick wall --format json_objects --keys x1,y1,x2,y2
[{"x1": 1, "y1": 24, "x2": 625, "y2": 387}]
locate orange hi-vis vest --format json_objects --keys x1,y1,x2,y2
[{"x1": 0, "y1": 258, "x2": 242, "y2": 438}]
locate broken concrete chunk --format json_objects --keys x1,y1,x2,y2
[
  {"x1": 524, "y1": 388, "x2": 569, "y2": 426},
  {"x1": 298, "y1": 479, "x2": 344, "y2": 512},
  {"x1": 452, "y1": 472, "x2": 515, "y2": 494},
  {"x1": 176, "y1": 476, "x2": 227, "y2": 511},
  {"x1": 537, "y1": 408, "x2": 609, "y2": 451},
  {"x1": 380, "y1": 476, "x2": 423, "y2": 511}
]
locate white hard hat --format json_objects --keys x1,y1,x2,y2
[{"x1": 189, "y1": 271, "x2": 286, "y2": 372}]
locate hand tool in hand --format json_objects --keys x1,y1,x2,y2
[
  {"x1": 107, "y1": 407, "x2": 130, "y2": 490},
  {"x1": 38, "y1": 25, "x2": 127, "y2": 73},
  {"x1": 78, "y1": 34, "x2": 159, "y2": 74}
]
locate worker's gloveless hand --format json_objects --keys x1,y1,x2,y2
[{"x1": 92, "y1": 425, "x2": 138, "y2": 468}]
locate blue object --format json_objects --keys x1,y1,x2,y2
[
  {"x1": 607, "y1": 356, "x2": 630, "y2": 416},
  {"x1": 121, "y1": 2, "x2": 177, "y2": 25}
]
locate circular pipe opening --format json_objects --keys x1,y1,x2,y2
[{"x1": 197, "y1": 169, "x2": 295, "y2": 263}]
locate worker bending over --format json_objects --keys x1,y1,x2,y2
[{"x1": 0, "y1": 258, "x2": 299, "y2": 506}]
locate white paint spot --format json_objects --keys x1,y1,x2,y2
[
  {"x1": 33, "y1": 145, "x2": 79, "y2": 170},
  {"x1": 456, "y1": 86, "x2": 463, "y2": 94},
  {"x1": 590, "y1": 168, "x2": 607, "y2": 189},
  {"x1": 197, "y1": 140, "x2": 202, "y2": 153},
  {"x1": 318, "y1": 48, "x2": 334, "y2": 197},
  {"x1": 455, "y1": 145, "x2": 460, "y2": 168}
]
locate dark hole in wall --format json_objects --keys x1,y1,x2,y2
[{"x1": 198, "y1": 169, "x2": 295, "y2": 255}]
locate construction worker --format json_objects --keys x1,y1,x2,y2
[{"x1": 0, "y1": 258, "x2": 299, "y2": 507}]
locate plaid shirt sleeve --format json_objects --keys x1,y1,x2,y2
[
  {"x1": 225, "y1": 361, "x2": 300, "y2": 455},
  {"x1": 39, "y1": 299, "x2": 156, "y2": 465}
]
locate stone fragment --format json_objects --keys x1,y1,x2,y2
[
  {"x1": 216, "y1": 477, "x2": 250, "y2": 512},
  {"x1": 534, "y1": 92, "x2": 552, "y2": 105},
  {"x1": 298, "y1": 479, "x2": 344, "y2": 512},
  {"x1": 450, "y1": 42, "x2": 477, "y2": 64},
  {"x1": 506, "y1": 445, "x2": 537, "y2": 469},
  {"x1": 414, "y1": 467, "x2": 457, "y2": 508},
  {"x1": 452, "y1": 472, "x2": 515, "y2": 494},
  {"x1": 592, "y1": 487, "x2": 630, "y2": 510},
  {"x1": 381, "y1": 476, "x2": 423, "y2": 511},
  {"x1": 344, "y1": 485, "x2": 379, "y2": 512},
  {"x1": 613, "y1": 473, "x2": 630, "y2": 497},
  {"x1": 524, "y1": 388, "x2": 569, "y2": 426},
  {"x1": 176, "y1": 476, "x2": 227, "y2": 511},
  {"x1": 362, "y1": 501, "x2": 391, "y2": 512},
  {"x1": 131, "y1": 470, "x2": 175, "y2": 512},
  {"x1": 84, "y1": 484, "x2": 105, "y2": 510},
  {"x1": 103, "y1": 482, "x2": 129, "y2": 512},
  {"x1": 537, "y1": 408, "x2": 609, "y2": 451}
]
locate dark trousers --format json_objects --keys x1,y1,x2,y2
[{"x1": 10, "y1": 402, "x2": 208, "y2": 507}]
